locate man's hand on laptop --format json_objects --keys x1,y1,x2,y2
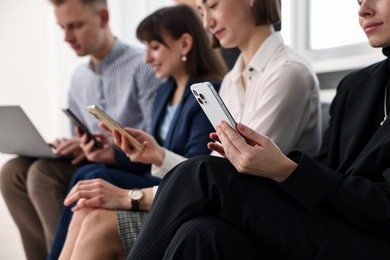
[{"x1": 50, "y1": 137, "x2": 85, "y2": 164}]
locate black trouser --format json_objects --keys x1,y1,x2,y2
[{"x1": 129, "y1": 155, "x2": 332, "y2": 260}]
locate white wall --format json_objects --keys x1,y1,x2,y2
[
  {"x1": 0, "y1": 0, "x2": 172, "y2": 142},
  {"x1": 0, "y1": 0, "x2": 59, "y2": 140}
]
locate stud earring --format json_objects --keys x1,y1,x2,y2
[{"x1": 181, "y1": 55, "x2": 187, "y2": 62}]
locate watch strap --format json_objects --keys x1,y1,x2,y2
[{"x1": 131, "y1": 199, "x2": 140, "y2": 211}]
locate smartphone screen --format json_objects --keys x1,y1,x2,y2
[{"x1": 62, "y1": 108, "x2": 103, "y2": 149}]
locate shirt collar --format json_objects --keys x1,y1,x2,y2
[
  {"x1": 88, "y1": 38, "x2": 126, "y2": 73},
  {"x1": 230, "y1": 32, "x2": 284, "y2": 82}
]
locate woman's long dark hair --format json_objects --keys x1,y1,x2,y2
[{"x1": 136, "y1": 4, "x2": 227, "y2": 81}]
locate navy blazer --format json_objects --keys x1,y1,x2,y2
[
  {"x1": 279, "y1": 58, "x2": 390, "y2": 259},
  {"x1": 114, "y1": 78, "x2": 221, "y2": 173}
]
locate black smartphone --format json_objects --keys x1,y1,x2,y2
[{"x1": 62, "y1": 108, "x2": 103, "y2": 149}]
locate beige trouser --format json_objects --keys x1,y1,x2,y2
[{"x1": 0, "y1": 157, "x2": 79, "y2": 260}]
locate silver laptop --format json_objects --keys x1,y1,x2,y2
[{"x1": 0, "y1": 106, "x2": 61, "y2": 158}]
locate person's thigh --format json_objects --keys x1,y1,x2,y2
[
  {"x1": 70, "y1": 164, "x2": 160, "y2": 190},
  {"x1": 130, "y1": 155, "x2": 332, "y2": 260},
  {"x1": 193, "y1": 156, "x2": 332, "y2": 259},
  {"x1": 0, "y1": 157, "x2": 35, "y2": 200},
  {"x1": 71, "y1": 209, "x2": 124, "y2": 260},
  {"x1": 27, "y1": 158, "x2": 78, "y2": 209},
  {"x1": 163, "y1": 216, "x2": 262, "y2": 260},
  {"x1": 27, "y1": 158, "x2": 80, "y2": 247}
]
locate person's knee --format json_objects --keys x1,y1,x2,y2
[
  {"x1": 75, "y1": 209, "x2": 123, "y2": 257},
  {"x1": 71, "y1": 208, "x2": 94, "y2": 228},
  {"x1": 81, "y1": 209, "x2": 113, "y2": 231},
  {"x1": 26, "y1": 159, "x2": 51, "y2": 192},
  {"x1": 0, "y1": 158, "x2": 30, "y2": 198},
  {"x1": 165, "y1": 155, "x2": 230, "y2": 187},
  {"x1": 29, "y1": 159, "x2": 55, "y2": 177},
  {"x1": 78, "y1": 209, "x2": 117, "y2": 244},
  {"x1": 27, "y1": 159, "x2": 66, "y2": 201},
  {"x1": 167, "y1": 155, "x2": 211, "y2": 180},
  {"x1": 181, "y1": 155, "x2": 216, "y2": 168}
]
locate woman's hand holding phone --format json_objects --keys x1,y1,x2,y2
[
  {"x1": 213, "y1": 121, "x2": 296, "y2": 182},
  {"x1": 100, "y1": 122, "x2": 165, "y2": 166},
  {"x1": 208, "y1": 130, "x2": 226, "y2": 157},
  {"x1": 86, "y1": 105, "x2": 143, "y2": 151}
]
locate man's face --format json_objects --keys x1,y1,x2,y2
[{"x1": 55, "y1": 0, "x2": 105, "y2": 57}]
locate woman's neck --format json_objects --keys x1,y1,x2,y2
[
  {"x1": 239, "y1": 25, "x2": 274, "y2": 89},
  {"x1": 171, "y1": 74, "x2": 190, "y2": 105},
  {"x1": 239, "y1": 25, "x2": 274, "y2": 70}
]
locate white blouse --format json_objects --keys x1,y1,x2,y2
[{"x1": 151, "y1": 32, "x2": 321, "y2": 197}]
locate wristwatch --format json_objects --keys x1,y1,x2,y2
[{"x1": 128, "y1": 189, "x2": 143, "y2": 211}]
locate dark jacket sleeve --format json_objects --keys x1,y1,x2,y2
[
  {"x1": 112, "y1": 148, "x2": 150, "y2": 173},
  {"x1": 279, "y1": 151, "x2": 390, "y2": 237},
  {"x1": 279, "y1": 60, "x2": 390, "y2": 237}
]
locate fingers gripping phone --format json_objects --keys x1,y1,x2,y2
[
  {"x1": 62, "y1": 108, "x2": 103, "y2": 149},
  {"x1": 190, "y1": 82, "x2": 238, "y2": 131},
  {"x1": 86, "y1": 105, "x2": 143, "y2": 151}
]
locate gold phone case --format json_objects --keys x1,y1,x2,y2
[{"x1": 87, "y1": 105, "x2": 143, "y2": 151}]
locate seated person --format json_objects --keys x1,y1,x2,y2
[
  {"x1": 55, "y1": 0, "x2": 323, "y2": 259},
  {"x1": 48, "y1": 4, "x2": 228, "y2": 259},
  {"x1": 129, "y1": 0, "x2": 390, "y2": 259},
  {"x1": 0, "y1": 0, "x2": 160, "y2": 258}
]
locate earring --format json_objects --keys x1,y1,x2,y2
[{"x1": 181, "y1": 55, "x2": 187, "y2": 62}]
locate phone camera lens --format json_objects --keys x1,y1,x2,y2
[
  {"x1": 199, "y1": 93, "x2": 205, "y2": 100},
  {"x1": 192, "y1": 90, "x2": 199, "y2": 96},
  {"x1": 197, "y1": 97, "x2": 204, "y2": 104}
]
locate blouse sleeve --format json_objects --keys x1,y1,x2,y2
[{"x1": 151, "y1": 149, "x2": 187, "y2": 178}]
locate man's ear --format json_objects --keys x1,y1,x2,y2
[
  {"x1": 180, "y1": 33, "x2": 193, "y2": 57},
  {"x1": 100, "y1": 8, "x2": 109, "y2": 27}
]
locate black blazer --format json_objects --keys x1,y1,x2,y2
[{"x1": 280, "y1": 58, "x2": 390, "y2": 259}]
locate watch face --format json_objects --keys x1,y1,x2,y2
[{"x1": 131, "y1": 189, "x2": 143, "y2": 200}]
